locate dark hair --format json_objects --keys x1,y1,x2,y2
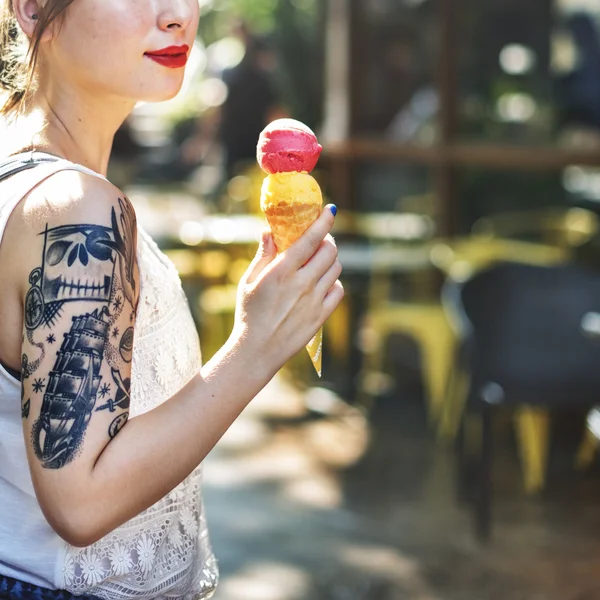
[{"x1": 0, "y1": 0, "x2": 75, "y2": 115}]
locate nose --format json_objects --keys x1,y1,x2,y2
[{"x1": 157, "y1": 0, "x2": 196, "y2": 31}]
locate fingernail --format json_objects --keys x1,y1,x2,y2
[{"x1": 328, "y1": 205, "x2": 337, "y2": 217}]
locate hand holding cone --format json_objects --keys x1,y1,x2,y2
[{"x1": 257, "y1": 119, "x2": 325, "y2": 376}]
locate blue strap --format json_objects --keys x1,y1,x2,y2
[{"x1": 0, "y1": 573, "x2": 102, "y2": 599}]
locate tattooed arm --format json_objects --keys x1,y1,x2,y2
[
  {"x1": 14, "y1": 170, "x2": 340, "y2": 547},
  {"x1": 17, "y1": 171, "x2": 141, "y2": 542}
]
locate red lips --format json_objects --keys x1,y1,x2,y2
[{"x1": 145, "y1": 45, "x2": 189, "y2": 69}]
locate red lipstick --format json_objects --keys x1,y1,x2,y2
[{"x1": 145, "y1": 45, "x2": 189, "y2": 69}]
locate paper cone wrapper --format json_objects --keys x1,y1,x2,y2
[
  {"x1": 261, "y1": 171, "x2": 324, "y2": 376},
  {"x1": 306, "y1": 327, "x2": 323, "y2": 377}
]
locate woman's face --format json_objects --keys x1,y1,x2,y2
[{"x1": 41, "y1": 0, "x2": 200, "y2": 103}]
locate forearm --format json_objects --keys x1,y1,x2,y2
[{"x1": 46, "y1": 332, "x2": 276, "y2": 546}]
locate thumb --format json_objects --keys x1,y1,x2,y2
[{"x1": 244, "y1": 229, "x2": 277, "y2": 285}]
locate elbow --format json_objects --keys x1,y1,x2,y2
[
  {"x1": 44, "y1": 505, "x2": 108, "y2": 548},
  {"x1": 60, "y1": 527, "x2": 104, "y2": 549},
  {"x1": 35, "y1": 474, "x2": 117, "y2": 547},
  {"x1": 58, "y1": 529, "x2": 102, "y2": 549},
  {"x1": 51, "y1": 517, "x2": 105, "y2": 548}
]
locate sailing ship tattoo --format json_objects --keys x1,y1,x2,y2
[
  {"x1": 32, "y1": 308, "x2": 110, "y2": 468},
  {"x1": 25, "y1": 199, "x2": 136, "y2": 469}
]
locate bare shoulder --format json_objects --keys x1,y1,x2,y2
[
  {"x1": 17, "y1": 169, "x2": 136, "y2": 231},
  {"x1": 5, "y1": 169, "x2": 139, "y2": 306}
]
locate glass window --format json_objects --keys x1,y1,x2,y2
[
  {"x1": 458, "y1": 0, "x2": 600, "y2": 148},
  {"x1": 353, "y1": 163, "x2": 435, "y2": 216},
  {"x1": 458, "y1": 168, "x2": 567, "y2": 232},
  {"x1": 350, "y1": 0, "x2": 438, "y2": 143}
]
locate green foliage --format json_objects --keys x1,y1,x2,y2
[
  {"x1": 199, "y1": 0, "x2": 323, "y2": 127},
  {"x1": 199, "y1": 0, "x2": 318, "y2": 41}
]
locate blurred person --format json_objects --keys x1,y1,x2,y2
[
  {"x1": 107, "y1": 117, "x2": 142, "y2": 188},
  {"x1": 134, "y1": 112, "x2": 211, "y2": 184},
  {"x1": 218, "y1": 31, "x2": 287, "y2": 180},
  {"x1": 555, "y1": 12, "x2": 600, "y2": 131},
  {"x1": 0, "y1": 2, "x2": 343, "y2": 600},
  {"x1": 173, "y1": 27, "x2": 286, "y2": 199}
]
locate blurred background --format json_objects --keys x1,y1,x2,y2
[{"x1": 109, "y1": 0, "x2": 600, "y2": 598}]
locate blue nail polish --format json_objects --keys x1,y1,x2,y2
[{"x1": 329, "y1": 205, "x2": 337, "y2": 217}]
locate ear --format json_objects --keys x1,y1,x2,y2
[{"x1": 12, "y1": 0, "x2": 52, "y2": 42}]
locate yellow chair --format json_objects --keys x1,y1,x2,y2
[
  {"x1": 339, "y1": 210, "x2": 439, "y2": 417},
  {"x1": 359, "y1": 300, "x2": 455, "y2": 422},
  {"x1": 430, "y1": 237, "x2": 570, "y2": 279},
  {"x1": 356, "y1": 239, "x2": 456, "y2": 423},
  {"x1": 471, "y1": 207, "x2": 598, "y2": 250}
]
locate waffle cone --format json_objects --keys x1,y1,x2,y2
[
  {"x1": 263, "y1": 201, "x2": 322, "y2": 252},
  {"x1": 261, "y1": 172, "x2": 324, "y2": 376}
]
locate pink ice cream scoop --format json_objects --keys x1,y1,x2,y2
[{"x1": 257, "y1": 118, "x2": 323, "y2": 174}]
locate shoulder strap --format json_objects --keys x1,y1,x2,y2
[
  {"x1": 0, "y1": 152, "x2": 108, "y2": 204},
  {"x1": 0, "y1": 153, "x2": 109, "y2": 243},
  {"x1": 0, "y1": 152, "x2": 108, "y2": 182},
  {"x1": 0, "y1": 153, "x2": 61, "y2": 182}
]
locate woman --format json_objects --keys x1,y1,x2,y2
[{"x1": 0, "y1": 1, "x2": 343, "y2": 598}]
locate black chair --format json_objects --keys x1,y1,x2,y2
[{"x1": 442, "y1": 262, "x2": 600, "y2": 541}]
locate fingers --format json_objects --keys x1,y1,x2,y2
[
  {"x1": 315, "y1": 255, "x2": 342, "y2": 298},
  {"x1": 315, "y1": 251, "x2": 343, "y2": 325},
  {"x1": 284, "y1": 205, "x2": 336, "y2": 270},
  {"x1": 322, "y1": 280, "x2": 345, "y2": 318},
  {"x1": 243, "y1": 229, "x2": 277, "y2": 285},
  {"x1": 300, "y1": 233, "x2": 338, "y2": 278}
]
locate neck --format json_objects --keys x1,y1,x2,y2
[{"x1": 7, "y1": 81, "x2": 136, "y2": 176}]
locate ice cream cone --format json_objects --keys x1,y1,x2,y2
[{"x1": 261, "y1": 171, "x2": 324, "y2": 376}]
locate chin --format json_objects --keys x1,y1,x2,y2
[
  {"x1": 143, "y1": 80, "x2": 185, "y2": 103},
  {"x1": 144, "y1": 90, "x2": 183, "y2": 103}
]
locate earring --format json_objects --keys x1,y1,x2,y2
[{"x1": 32, "y1": 14, "x2": 38, "y2": 20}]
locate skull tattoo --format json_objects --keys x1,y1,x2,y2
[{"x1": 25, "y1": 224, "x2": 116, "y2": 329}]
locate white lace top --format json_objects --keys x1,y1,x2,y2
[{"x1": 0, "y1": 156, "x2": 219, "y2": 599}]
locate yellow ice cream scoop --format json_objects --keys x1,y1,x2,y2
[{"x1": 260, "y1": 172, "x2": 323, "y2": 253}]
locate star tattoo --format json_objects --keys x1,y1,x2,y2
[
  {"x1": 112, "y1": 326, "x2": 120, "y2": 339},
  {"x1": 46, "y1": 334, "x2": 56, "y2": 344},
  {"x1": 99, "y1": 383, "x2": 111, "y2": 399},
  {"x1": 32, "y1": 378, "x2": 45, "y2": 393},
  {"x1": 113, "y1": 296, "x2": 123, "y2": 311}
]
